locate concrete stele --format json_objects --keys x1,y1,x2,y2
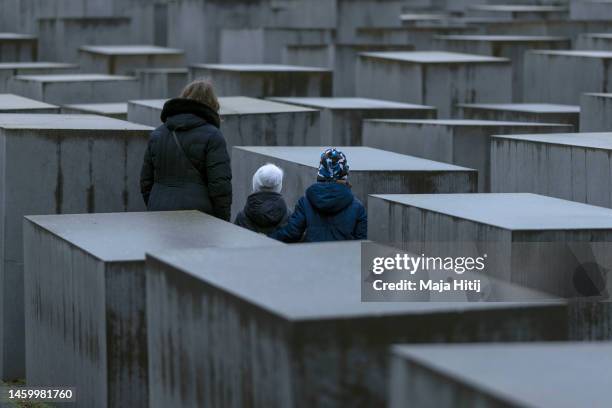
[
  {"x1": 356, "y1": 51, "x2": 512, "y2": 117},
  {"x1": 389, "y1": 343, "x2": 612, "y2": 408},
  {"x1": 0, "y1": 113, "x2": 152, "y2": 380},
  {"x1": 61, "y1": 102, "x2": 128, "y2": 120},
  {"x1": 269, "y1": 97, "x2": 436, "y2": 145},
  {"x1": 189, "y1": 63, "x2": 333, "y2": 98},
  {"x1": 458, "y1": 103, "x2": 580, "y2": 129},
  {"x1": 24, "y1": 211, "x2": 281, "y2": 408},
  {"x1": 362, "y1": 119, "x2": 573, "y2": 192},
  {"x1": 8, "y1": 74, "x2": 139, "y2": 105},
  {"x1": 146, "y1": 242, "x2": 568, "y2": 408},
  {"x1": 78, "y1": 45, "x2": 186, "y2": 75},
  {"x1": 0, "y1": 93, "x2": 59, "y2": 113},
  {"x1": 491, "y1": 132, "x2": 612, "y2": 208},
  {"x1": 231, "y1": 145, "x2": 477, "y2": 217}
]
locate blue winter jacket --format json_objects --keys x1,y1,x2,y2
[{"x1": 269, "y1": 182, "x2": 367, "y2": 243}]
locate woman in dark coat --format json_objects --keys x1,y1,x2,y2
[
  {"x1": 234, "y1": 163, "x2": 289, "y2": 234},
  {"x1": 140, "y1": 79, "x2": 232, "y2": 221},
  {"x1": 269, "y1": 148, "x2": 367, "y2": 243}
]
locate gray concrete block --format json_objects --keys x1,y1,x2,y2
[
  {"x1": 433, "y1": 35, "x2": 571, "y2": 101},
  {"x1": 0, "y1": 114, "x2": 152, "y2": 380},
  {"x1": 356, "y1": 52, "x2": 512, "y2": 117},
  {"x1": 577, "y1": 33, "x2": 612, "y2": 50},
  {"x1": 0, "y1": 33, "x2": 37, "y2": 62},
  {"x1": 135, "y1": 68, "x2": 188, "y2": 99},
  {"x1": 220, "y1": 28, "x2": 334, "y2": 64},
  {"x1": 458, "y1": 103, "x2": 580, "y2": 129},
  {"x1": 8, "y1": 74, "x2": 139, "y2": 105},
  {"x1": 282, "y1": 44, "x2": 414, "y2": 96},
  {"x1": 362, "y1": 119, "x2": 571, "y2": 192},
  {"x1": 146, "y1": 242, "x2": 569, "y2": 408},
  {"x1": 0, "y1": 62, "x2": 77, "y2": 93},
  {"x1": 61, "y1": 103, "x2": 128, "y2": 120},
  {"x1": 368, "y1": 193, "x2": 612, "y2": 296},
  {"x1": 389, "y1": 343, "x2": 612, "y2": 408},
  {"x1": 491, "y1": 132, "x2": 612, "y2": 208},
  {"x1": 478, "y1": 19, "x2": 612, "y2": 40},
  {"x1": 37, "y1": 17, "x2": 133, "y2": 62},
  {"x1": 571, "y1": 0, "x2": 612, "y2": 20},
  {"x1": 580, "y1": 93, "x2": 612, "y2": 131},
  {"x1": 128, "y1": 96, "x2": 321, "y2": 151},
  {"x1": 231, "y1": 146, "x2": 477, "y2": 217},
  {"x1": 78, "y1": 45, "x2": 186, "y2": 75},
  {"x1": 189, "y1": 64, "x2": 333, "y2": 98},
  {"x1": 355, "y1": 26, "x2": 479, "y2": 50},
  {"x1": 468, "y1": 4, "x2": 569, "y2": 20},
  {"x1": 269, "y1": 97, "x2": 436, "y2": 145},
  {"x1": 524, "y1": 50, "x2": 612, "y2": 104},
  {"x1": 400, "y1": 13, "x2": 449, "y2": 26},
  {"x1": 24, "y1": 211, "x2": 281, "y2": 408},
  {"x1": 0, "y1": 94, "x2": 59, "y2": 113}
]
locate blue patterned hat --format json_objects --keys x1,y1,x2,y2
[{"x1": 317, "y1": 148, "x2": 349, "y2": 181}]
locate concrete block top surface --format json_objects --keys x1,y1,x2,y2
[
  {"x1": 131, "y1": 97, "x2": 317, "y2": 115},
  {"x1": 581, "y1": 33, "x2": 612, "y2": 40},
  {"x1": 584, "y1": 92, "x2": 612, "y2": 99},
  {"x1": 149, "y1": 242, "x2": 537, "y2": 321},
  {"x1": 392, "y1": 342, "x2": 612, "y2": 408},
  {"x1": 63, "y1": 102, "x2": 128, "y2": 115},
  {"x1": 0, "y1": 114, "x2": 151, "y2": 131},
  {"x1": 372, "y1": 193, "x2": 612, "y2": 230},
  {"x1": 13, "y1": 74, "x2": 136, "y2": 82},
  {"x1": 399, "y1": 13, "x2": 448, "y2": 22},
  {"x1": 25, "y1": 211, "x2": 280, "y2": 263},
  {"x1": 0, "y1": 94, "x2": 57, "y2": 110},
  {"x1": 135, "y1": 68, "x2": 189, "y2": 74},
  {"x1": 235, "y1": 146, "x2": 475, "y2": 172},
  {"x1": 0, "y1": 33, "x2": 36, "y2": 40},
  {"x1": 530, "y1": 50, "x2": 612, "y2": 59},
  {"x1": 435, "y1": 35, "x2": 569, "y2": 42},
  {"x1": 79, "y1": 45, "x2": 184, "y2": 56},
  {"x1": 0, "y1": 62, "x2": 76, "y2": 70},
  {"x1": 493, "y1": 132, "x2": 612, "y2": 150},
  {"x1": 468, "y1": 5, "x2": 568, "y2": 12},
  {"x1": 365, "y1": 119, "x2": 569, "y2": 128},
  {"x1": 191, "y1": 64, "x2": 331, "y2": 72},
  {"x1": 359, "y1": 51, "x2": 509, "y2": 64},
  {"x1": 459, "y1": 103, "x2": 580, "y2": 113},
  {"x1": 268, "y1": 97, "x2": 436, "y2": 111}
]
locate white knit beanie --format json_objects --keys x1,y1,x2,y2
[{"x1": 252, "y1": 163, "x2": 283, "y2": 193}]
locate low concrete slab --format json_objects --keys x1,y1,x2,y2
[
  {"x1": 146, "y1": 242, "x2": 568, "y2": 407},
  {"x1": 128, "y1": 97, "x2": 321, "y2": 151},
  {"x1": 389, "y1": 343, "x2": 612, "y2": 408},
  {"x1": 491, "y1": 132, "x2": 612, "y2": 208},
  {"x1": 362, "y1": 119, "x2": 572, "y2": 191},
  {"x1": 0, "y1": 62, "x2": 77, "y2": 93},
  {"x1": 458, "y1": 103, "x2": 580, "y2": 129},
  {"x1": 232, "y1": 146, "x2": 477, "y2": 217},
  {"x1": 356, "y1": 51, "x2": 512, "y2": 117},
  {"x1": 368, "y1": 193, "x2": 612, "y2": 296},
  {"x1": 8, "y1": 74, "x2": 139, "y2": 105},
  {"x1": 62, "y1": 102, "x2": 128, "y2": 120},
  {"x1": 78, "y1": 45, "x2": 186, "y2": 75},
  {"x1": 0, "y1": 114, "x2": 152, "y2": 380},
  {"x1": 269, "y1": 97, "x2": 436, "y2": 145},
  {"x1": 0, "y1": 94, "x2": 58, "y2": 113},
  {"x1": 24, "y1": 211, "x2": 281, "y2": 408}
]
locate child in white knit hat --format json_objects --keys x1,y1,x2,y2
[{"x1": 234, "y1": 164, "x2": 290, "y2": 234}]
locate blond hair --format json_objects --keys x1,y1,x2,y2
[{"x1": 180, "y1": 79, "x2": 220, "y2": 113}]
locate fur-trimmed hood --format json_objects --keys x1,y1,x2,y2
[{"x1": 160, "y1": 98, "x2": 221, "y2": 129}]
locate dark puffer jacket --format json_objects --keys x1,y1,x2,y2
[
  {"x1": 234, "y1": 191, "x2": 290, "y2": 234},
  {"x1": 140, "y1": 98, "x2": 232, "y2": 220},
  {"x1": 269, "y1": 182, "x2": 367, "y2": 243}
]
